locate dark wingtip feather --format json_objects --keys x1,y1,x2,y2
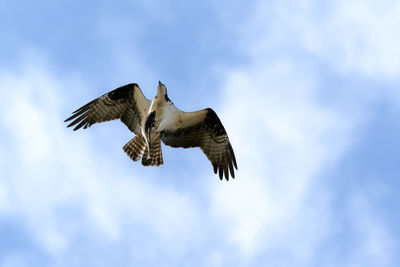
[
  {"x1": 228, "y1": 160, "x2": 235, "y2": 179},
  {"x1": 73, "y1": 119, "x2": 89, "y2": 131},
  {"x1": 64, "y1": 113, "x2": 77, "y2": 123},
  {"x1": 73, "y1": 125, "x2": 82, "y2": 131},
  {"x1": 229, "y1": 144, "x2": 238, "y2": 170},
  {"x1": 65, "y1": 108, "x2": 89, "y2": 123},
  {"x1": 218, "y1": 167, "x2": 223, "y2": 180},
  {"x1": 223, "y1": 159, "x2": 229, "y2": 181},
  {"x1": 65, "y1": 98, "x2": 97, "y2": 124},
  {"x1": 66, "y1": 119, "x2": 80, "y2": 128},
  {"x1": 213, "y1": 163, "x2": 218, "y2": 174}
]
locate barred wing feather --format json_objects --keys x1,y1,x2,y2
[
  {"x1": 65, "y1": 83, "x2": 151, "y2": 134},
  {"x1": 160, "y1": 108, "x2": 237, "y2": 180}
]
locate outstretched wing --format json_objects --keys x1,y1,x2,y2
[
  {"x1": 65, "y1": 83, "x2": 151, "y2": 134},
  {"x1": 160, "y1": 108, "x2": 237, "y2": 180}
]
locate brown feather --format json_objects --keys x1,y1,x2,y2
[
  {"x1": 123, "y1": 134, "x2": 146, "y2": 161},
  {"x1": 161, "y1": 108, "x2": 237, "y2": 180},
  {"x1": 65, "y1": 83, "x2": 150, "y2": 134},
  {"x1": 142, "y1": 134, "x2": 163, "y2": 166},
  {"x1": 66, "y1": 82, "x2": 236, "y2": 180}
]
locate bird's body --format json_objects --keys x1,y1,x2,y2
[{"x1": 65, "y1": 82, "x2": 237, "y2": 180}]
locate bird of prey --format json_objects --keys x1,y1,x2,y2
[{"x1": 65, "y1": 81, "x2": 237, "y2": 180}]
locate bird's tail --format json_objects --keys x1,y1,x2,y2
[
  {"x1": 141, "y1": 137, "x2": 163, "y2": 166},
  {"x1": 123, "y1": 134, "x2": 147, "y2": 161}
]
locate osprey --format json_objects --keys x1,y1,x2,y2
[{"x1": 65, "y1": 82, "x2": 237, "y2": 180}]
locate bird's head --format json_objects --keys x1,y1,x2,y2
[{"x1": 157, "y1": 81, "x2": 170, "y2": 101}]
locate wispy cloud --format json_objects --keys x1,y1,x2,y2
[
  {"x1": 207, "y1": 0, "x2": 400, "y2": 265},
  {"x1": 211, "y1": 59, "x2": 353, "y2": 262},
  {"x1": 0, "y1": 0, "x2": 399, "y2": 266},
  {"x1": 0, "y1": 55, "x2": 206, "y2": 265},
  {"x1": 240, "y1": 0, "x2": 400, "y2": 79}
]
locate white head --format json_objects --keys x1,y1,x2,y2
[{"x1": 157, "y1": 81, "x2": 168, "y2": 99}]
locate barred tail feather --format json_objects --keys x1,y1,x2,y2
[
  {"x1": 142, "y1": 140, "x2": 163, "y2": 166},
  {"x1": 123, "y1": 134, "x2": 146, "y2": 161}
]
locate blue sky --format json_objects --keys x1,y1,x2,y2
[{"x1": 1, "y1": 0, "x2": 400, "y2": 266}]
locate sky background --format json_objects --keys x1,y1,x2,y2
[{"x1": 0, "y1": 0, "x2": 400, "y2": 266}]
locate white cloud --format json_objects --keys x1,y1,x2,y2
[
  {"x1": 0, "y1": 56, "x2": 203, "y2": 260},
  {"x1": 1, "y1": 0, "x2": 399, "y2": 265},
  {"x1": 305, "y1": 0, "x2": 400, "y2": 78},
  {"x1": 210, "y1": 59, "x2": 353, "y2": 261},
  {"x1": 243, "y1": 0, "x2": 400, "y2": 79},
  {"x1": 208, "y1": 1, "x2": 400, "y2": 263}
]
